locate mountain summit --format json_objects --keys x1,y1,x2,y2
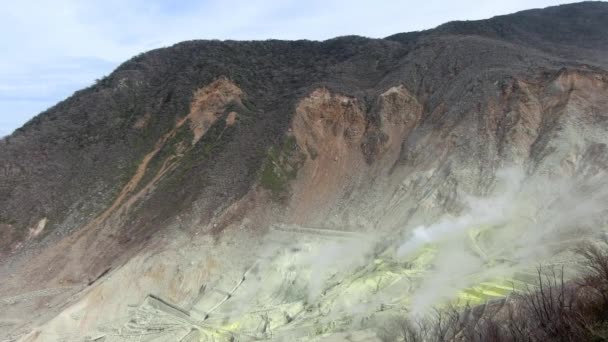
[{"x1": 1, "y1": 2, "x2": 608, "y2": 341}]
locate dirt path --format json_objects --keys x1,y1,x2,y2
[
  {"x1": 202, "y1": 262, "x2": 259, "y2": 319},
  {"x1": 0, "y1": 286, "x2": 78, "y2": 306}
]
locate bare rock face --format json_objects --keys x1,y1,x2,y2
[
  {"x1": 289, "y1": 89, "x2": 368, "y2": 222},
  {"x1": 287, "y1": 86, "x2": 424, "y2": 225},
  {"x1": 1, "y1": 2, "x2": 608, "y2": 341},
  {"x1": 187, "y1": 77, "x2": 244, "y2": 144}
]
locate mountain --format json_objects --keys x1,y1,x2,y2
[{"x1": 1, "y1": 2, "x2": 608, "y2": 341}]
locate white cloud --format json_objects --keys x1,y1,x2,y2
[{"x1": 0, "y1": 0, "x2": 573, "y2": 136}]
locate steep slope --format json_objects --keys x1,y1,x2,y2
[{"x1": 1, "y1": 2, "x2": 608, "y2": 341}]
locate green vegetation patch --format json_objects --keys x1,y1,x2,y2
[
  {"x1": 0, "y1": 216, "x2": 17, "y2": 225},
  {"x1": 259, "y1": 135, "x2": 306, "y2": 199}
]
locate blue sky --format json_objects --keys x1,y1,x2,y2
[{"x1": 0, "y1": 0, "x2": 573, "y2": 137}]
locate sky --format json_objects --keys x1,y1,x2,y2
[{"x1": 0, "y1": 0, "x2": 576, "y2": 137}]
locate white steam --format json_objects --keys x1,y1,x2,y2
[
  {"x1": 397, "y1": 167, "x2": 608, "y2": 314},
  {"x1": 193, "y1": 166, "x2": 608, "y2": 337}
]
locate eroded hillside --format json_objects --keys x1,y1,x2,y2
[{"x1": 1, "y1": 2, "x2": 608, "y2": 341}]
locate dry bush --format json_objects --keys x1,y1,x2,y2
[
  {"x1": 517, "y1": 266, "x2": 586, "y2": 341},
  {"x1": 378, "y1": 315, "x2": 430, "y2": 342}
]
